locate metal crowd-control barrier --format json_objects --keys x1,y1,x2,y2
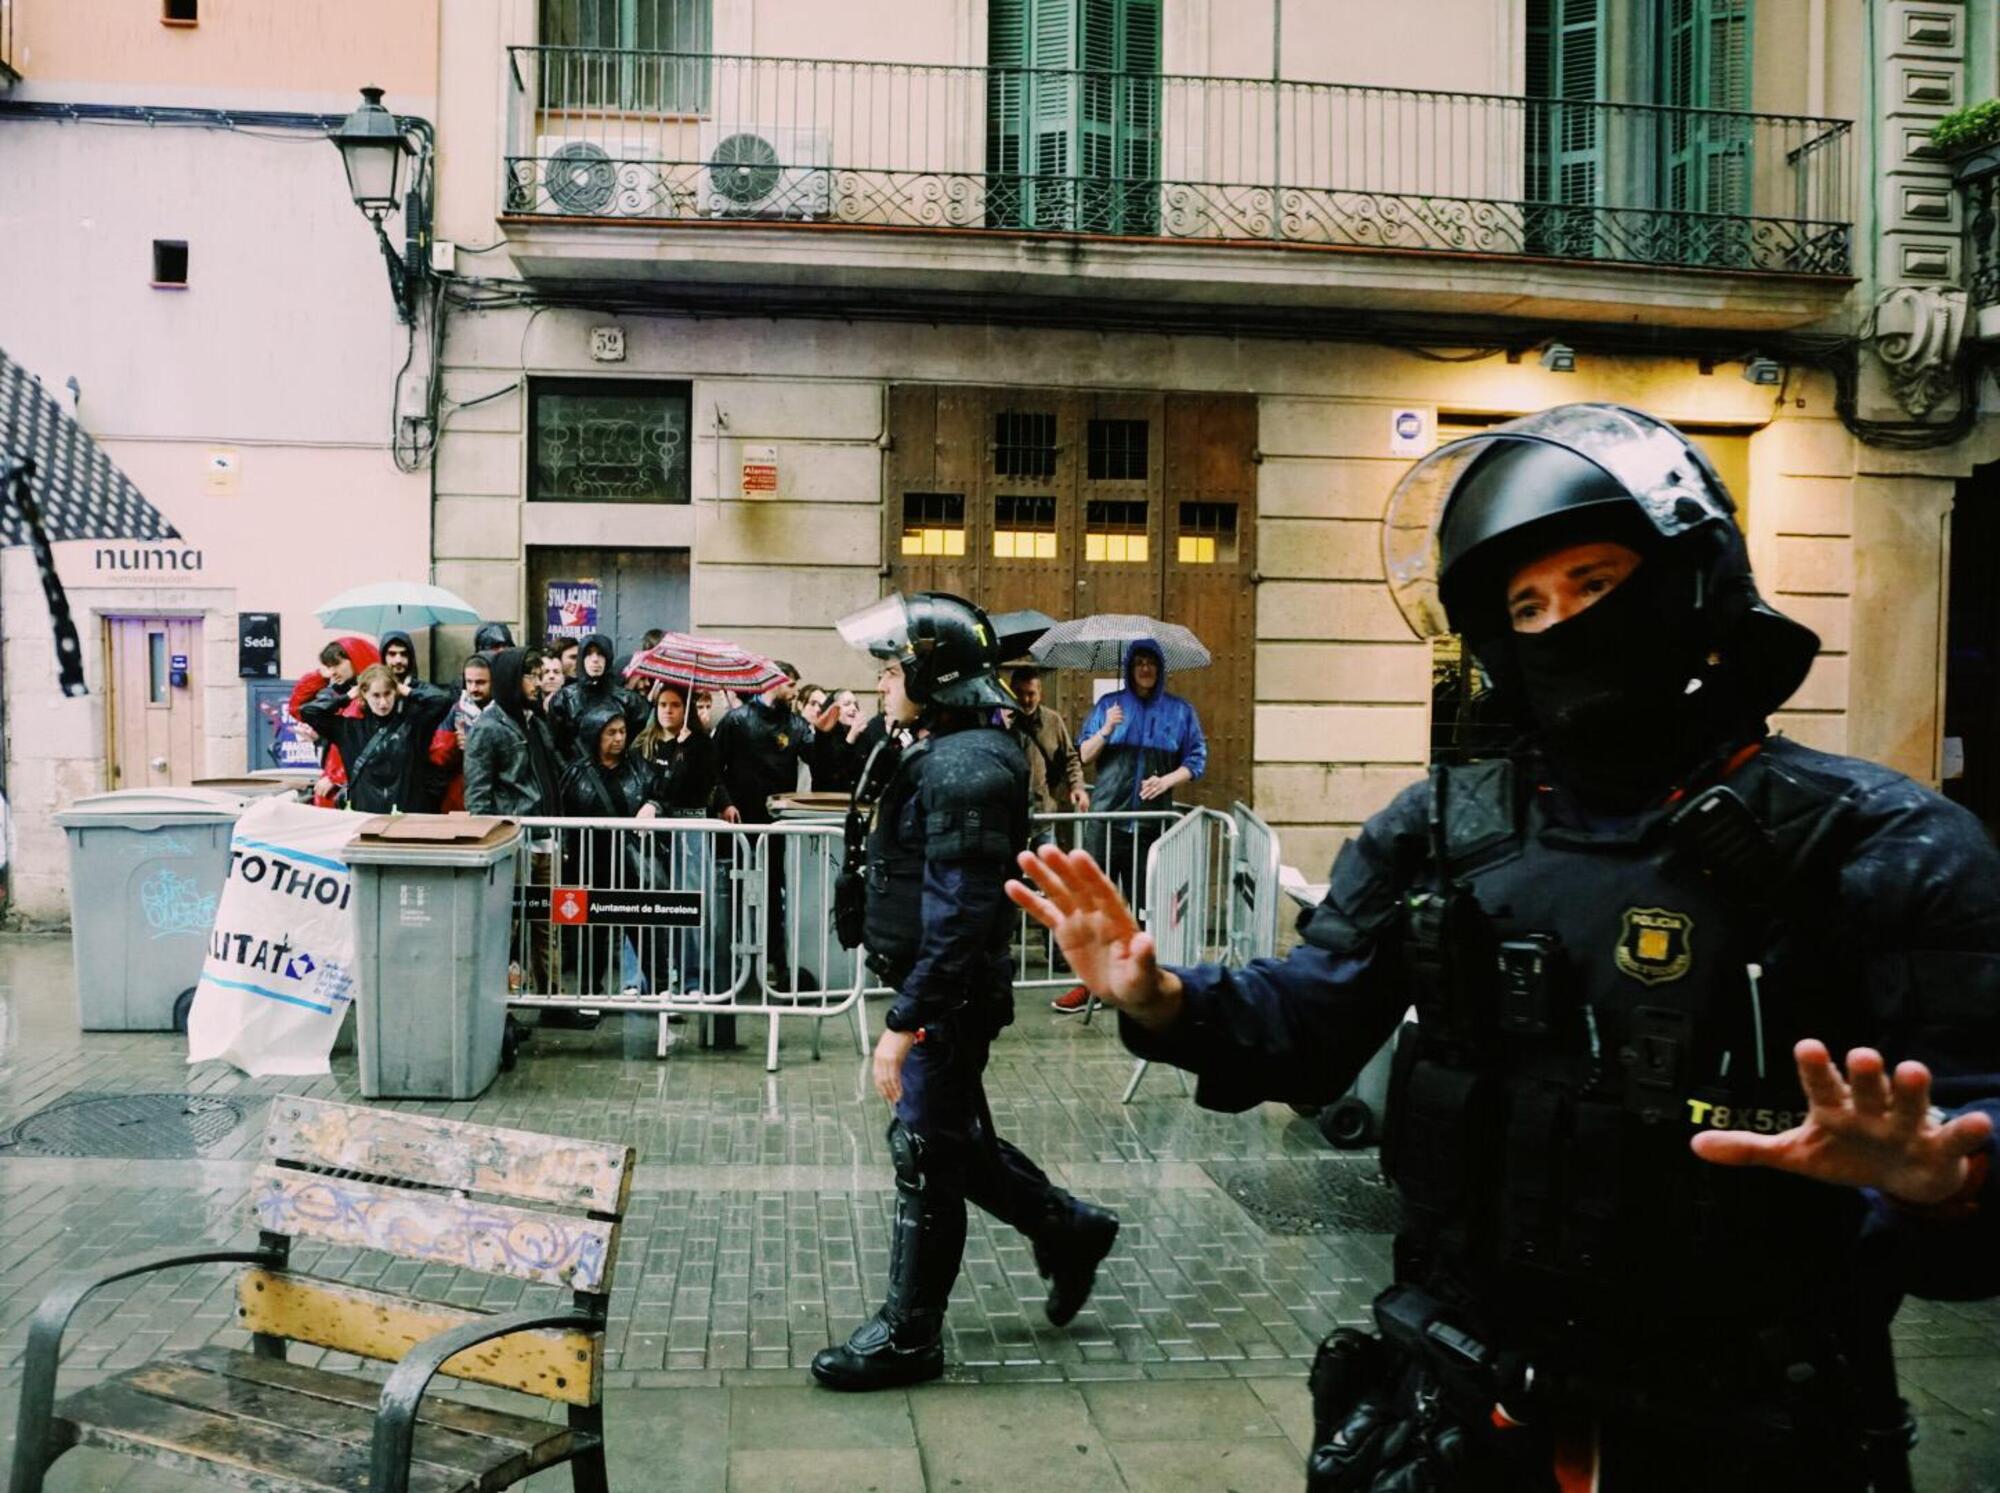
[
  {"x1": 504, "y1": 816, "x2": 868, "y2": 1073},
  {"x1": 500, "y1": 806, "x2": 1282, "y2": 1083},
  {"x1": 1119, "y1": 803, "x2": 1286, "y2": 1104}
]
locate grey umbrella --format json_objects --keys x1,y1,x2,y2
[
  {"x1": 2, "y1": 347, "x2": 181, "y2": 696},
  {"x1": 1029, "y1": 614, "x2": 1212, "y2": 673}
]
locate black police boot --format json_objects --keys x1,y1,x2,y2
[
  {"x1": 812, "y1": 1132, "x2": 964, "y2": 1391},
  {"x1": 1034, "y1": 1199, "x2": 1119, "y2": 1327}
]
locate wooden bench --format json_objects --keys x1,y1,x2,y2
[{"x1": 8, "y1": 1097, "x2": 635, "y2": 1493}]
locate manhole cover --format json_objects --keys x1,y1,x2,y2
[
  {"x1": 0, "y1": 1093, "x2": 250, "y2": 1159},
  {"x1": 1203, "y1": 1157, "x2": 1403, "y2": 1236}
]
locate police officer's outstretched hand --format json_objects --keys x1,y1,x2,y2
[
  {"x1": 1007, "y1": 846, "x2": 1184, "y2": 1031},
  {"x1": 1692, "y1": 1039, "x2": 1995, "y2": 1205}
]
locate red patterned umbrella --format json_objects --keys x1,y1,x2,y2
[{"x1": 624, "y1": 632, "x2": 786, "y2": 695}]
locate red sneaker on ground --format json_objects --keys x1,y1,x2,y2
[{"x1": 1050, "y1": 985, "x2": 1092, "y2": 1014}]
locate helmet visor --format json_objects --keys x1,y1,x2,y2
[
  {"x1": 1380, "y1": 403, "x2": 1739, "y2": 641},
  {"x1": 836, "y1": 594, "x2": 914, "y2": 659}
]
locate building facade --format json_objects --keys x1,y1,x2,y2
[
  {"x1": 5, "y1": 0, "x2": 1999, "y2": 922},
  {"x1": 429, "y1": 0, "x2": 2000, "y2": 875},
  {"x1": 0, "y1": 1, "x2": 438, "y2": 919}
]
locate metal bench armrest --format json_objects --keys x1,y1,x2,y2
[
  {"x1": 372, "y1": 1310, "x2": 602, "y2": 1493},
  {"x1": 8, "y1": 1247, "x2": 284, "y2": 1493}
]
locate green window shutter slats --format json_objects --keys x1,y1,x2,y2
[
  {"x1": 986, "y1": 0, "x2": 1158, "y2": 233},
  {"x1": 1661, "y1": 0, "x2": 1753, "y2": 219}
]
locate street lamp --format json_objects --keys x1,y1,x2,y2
[{"x1": 331, "y1": 86, "x2": 423, "y2": 322}]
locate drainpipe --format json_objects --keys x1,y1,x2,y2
[{"x1": 1270, "y1": 0, "x2": 1282, "y2": 236}]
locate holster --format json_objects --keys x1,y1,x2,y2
[{"x1": 833, "y1": 866, "x2": 866, "y2": 950}]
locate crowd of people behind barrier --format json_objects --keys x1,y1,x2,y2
[{"x1": 286, "y1": 623, "x2": 1205, "y2": 1009}]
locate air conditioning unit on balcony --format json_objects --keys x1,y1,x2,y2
[
  {"x1": 698, "y1": 124, "x2": 832, "y2": 220},
  {"x1": 532, "y1": 135, "x2": 624, "y2": 217}
]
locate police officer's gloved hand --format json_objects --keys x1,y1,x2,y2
[{"x1": 1305, "y1": 1393, "x2": 1398, "y2": 1492}]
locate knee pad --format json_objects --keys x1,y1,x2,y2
[{"x1": 887, "y1": 1118, "x2": 966, "y2": 1204}]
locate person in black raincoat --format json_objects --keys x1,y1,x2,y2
[
  {"x1": 558, "y1": 696, "x2": 668, "y2": 996},
  {"x1": 298, "y1": 663, "x2": 453, "y2": 814},
  {"x1": 463, "y1": 648, "x2": 561, "y2": 817},
  {"x1": 548, "y1": 632, "x2": 649, "y2": 758},
  {"x1": 1010, "y1": 404, "x2": 2000, "y2": 1493}
]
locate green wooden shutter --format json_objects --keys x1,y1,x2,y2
[
  {"x1": 987, "y1": 0, "x2": 1030, "y2": 226},
  {"x1": 1029, "y1": 0, "x2": 1078, "y2": 228},
  {"x1": 1661, "y1": 0, "x2": 1753, "y2": 261},
  {"x1": 1117, "y1": 0, "x2": 1161, "y2": 234},
  {"x1": 1524, "y1": 0, "x2": 1603, "y2": 256}
]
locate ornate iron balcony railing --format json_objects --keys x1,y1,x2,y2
[{"x1": 503, "y1": 46, "x2": 1853, "y2": 277}]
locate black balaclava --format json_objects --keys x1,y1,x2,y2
[{"x1": 1508, "y1": 553, "x2": 1722, "y2": 804}]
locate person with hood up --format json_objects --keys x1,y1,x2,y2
[
  {"x1": 298, "y1": 662, "x2": 453, "y2": 815},
  {"x1": 473, "y1": 621, "x2": 515, "y2": 654},
  {"x1": 289, "y1": 636, "x2": 380, "y2": 807},
  {"x1": 1052, "y1": 638, "x2": 1207, "y2": 1012},
  {"x1": 548, "y1": 633, "x2": 649, "y2": 759},
  {"x1": 464, "y1": 648, "x2": 561, "y2": 817},
  {"x1": 559, "y1": 696, "x2": 668, "y2": 998},
  {"x1": 379, "y1": 630, "x2": 423, "y2": 687},
  {"x1": 465, "y1": 648, "x2": 562, "y2": 999}
]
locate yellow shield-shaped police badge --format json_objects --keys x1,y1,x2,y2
[{"x1": 1615, "y1": 906, "x2": 1693, "y2": 986}]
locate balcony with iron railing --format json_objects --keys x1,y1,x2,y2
[{"x1": 499, "y1": 46, "x2": 1856, "y2": 324}]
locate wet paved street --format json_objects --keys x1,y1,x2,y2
[{"x1": 0, "y1": 931, "x2": 1994, "y2": 1490}]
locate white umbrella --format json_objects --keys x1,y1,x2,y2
[
  {"x1": 315, "y1": 581, "x2": 481, "y2": 635},
  {"x1": 1030, "y1": 614, "x2": 1212, "y2": 673}
]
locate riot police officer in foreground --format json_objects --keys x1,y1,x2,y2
[
  {"x1": 811, "y1": 592, "x2": 1120, "y2": 1391},
  {"x1": 1009, "y1": 405, "x2": 2000, "y2": 1490}
]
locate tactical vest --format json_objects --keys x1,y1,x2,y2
[
  {"x1": 862, "y1": 738, "x2": 932, "y2": 972},
  {"x1": 861, "y1": 728, "x2": 1032, "y2": 981},
  {"x1": 1378, "y1": 749, "x2": 1872, "y2": 1347}
]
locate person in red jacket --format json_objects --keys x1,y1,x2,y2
[
  {"x1": 428, "y1": 653, "x2": 493, "y2": 813},
  {"x1": 289, "y1": 637, "x2": 379, "y2": 807}
]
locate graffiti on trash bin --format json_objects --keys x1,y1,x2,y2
[{"x1": 139, "y1": 866, "x2": 218, "y2": 939}]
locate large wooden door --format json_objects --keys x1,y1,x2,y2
[
  {"x1": 883, "y1": 385, "x2": 1255, "y2": 809},
  {"x1": 104, "y1": 616, "x2": 205, "y2": 789}
]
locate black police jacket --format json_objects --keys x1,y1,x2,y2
[
  {"x1": 712, "y1": 696, "x2": 844, "y2": 822},
  {"x1": 1125, "y1": 737, "x2": 2000, "y2": 1329},
  {"x1": 863, "y1": 723, "x2": 1030, "y2": 1033}
]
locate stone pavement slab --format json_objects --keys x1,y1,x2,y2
[{"x1": 0, "y1": 932, "x2": 1995, "y2": 1491}]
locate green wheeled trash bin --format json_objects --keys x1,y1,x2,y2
[
  {"x1": 344, "y1": 815, "x2": 521, "y2": 1100},
  {"x1": 55, "y1": 787, "x2": 256, "y2": 1031}
]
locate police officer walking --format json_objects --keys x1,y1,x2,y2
[
  {"x1": 1010, "y1": 405, "x2": 2000, "y2": 1491},
  {"x1": 812, "y1": 592, "x2": 1120, "y2": 1392}
]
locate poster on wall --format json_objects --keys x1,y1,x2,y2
[
  {"x1": 238, "y1": 612, "x2": 280, "y2": 677},
  {"x1": 545, "y1": 580, "x2": 601, "y2": 641},
  {"x1": 257, "y1": 696, "x2": 321, "y2": 771}
]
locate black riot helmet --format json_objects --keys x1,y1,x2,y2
[
  {"x1": 1383, "y1": 403, "x2": 1819, "y2": 722},
  {"x1": 837, "y1": 592, "x2": 1052, "y2": 711}
]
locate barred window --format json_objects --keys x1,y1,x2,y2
[
  {"x1": 1177, "y1": 501, "x2": 1238, "y2": 564},
  {"x1": 539, "y1": 0, "x2": 712, "y2": 112},
  {"x1": 994, "y1": 495, "x2": 1058, "y2": 559},
  {"x1": 901, "y1": 493, "x2": 967, "y2": 557},
  {"x1": 1087, "y1": 418, "x2": 1149, "y2": 481},
  {"x1": 994, "y1": 411, "x2": 1058, "y2": 479},
  {"x1": 529, "y1": 379, "x2": 691, "y2": 503},
  {"x1": 1085, "y1": 499, "x2": 1149, "y2": 563}
]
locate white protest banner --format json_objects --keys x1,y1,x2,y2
[{"x1": 186, "y1": 798, "x2": 358, "y2": 1076}]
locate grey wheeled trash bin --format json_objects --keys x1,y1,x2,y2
[
  {"x1": 344, "y1": 815, "x2": 521, "y2": 1100},
  {"x1": 55, "y1": 787, "x2": 255, "y2": 1031}
]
